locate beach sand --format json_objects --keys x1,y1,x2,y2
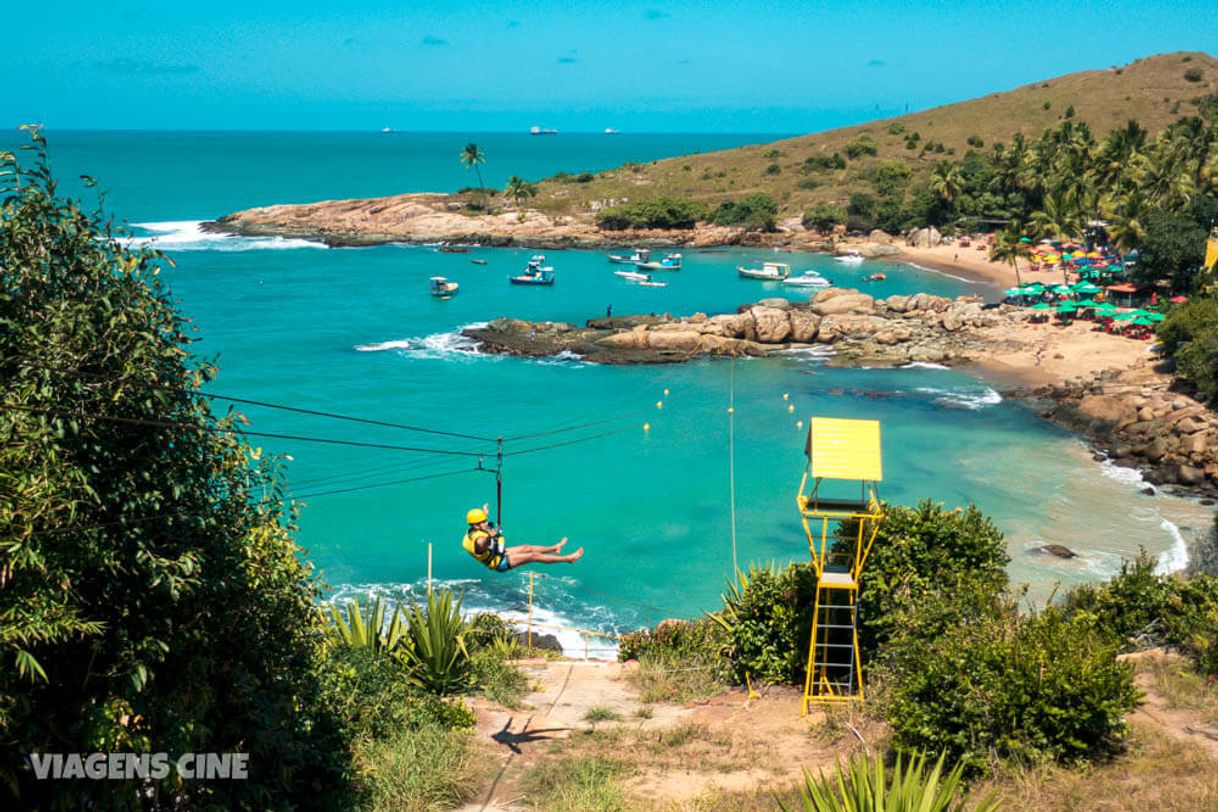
[{"x1": 897, "y1": 243, "x2": 1068, "y2": 289}]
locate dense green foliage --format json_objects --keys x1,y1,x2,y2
[
  {"x1": 595, "y1": 195, "x2": 709, "y2": 230},
  {"x1": 618, "y1": 617, "x2": 732, "y2": 701},
  {"x1": 884, "y1": 604, "x2": 1139, "y2": 772},
  {"x1": 781, "y1": 752, "x2": 999, "y2": 812},
  {"x1": 803, "y1": 203, "x2": 846, "y2": 232},
  {"x1": 1, "y1": 130, "x2": 349, "y2": 807},
  {"x1": 1157, "y1": 292, "x2": 1218, "y2": 402},
  {"x1": 709, "y1": 563, "x2": 818, "y2": 684},
  {"x1": 711, "y1": 192, "x2": 779, "y2": 231}
]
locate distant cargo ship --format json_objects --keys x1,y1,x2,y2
[
  {"x1": 604, "y1": 128, "x2": 620, "y2": 134},
  {"x1": 530, "y1": 126, "x2": 558, "y2": 135}
]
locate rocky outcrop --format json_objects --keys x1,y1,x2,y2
[
  {"x1": 463, "y1": 287, "x2": 1013, "y2": 369},
  {"x1": 1034, "y1": 368, "x2": 1218, "y2": 497}
]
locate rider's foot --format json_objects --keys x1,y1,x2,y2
[
  {"x1": 567, "y1": 547, "x2": 584, "y2": 563},
  {"x1": 554, "y1": 537, "x2": 569, "y2": 553}
]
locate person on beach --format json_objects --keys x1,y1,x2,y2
[{"x1": 462, "y1": 504, "x2": 583, "y2": 572}]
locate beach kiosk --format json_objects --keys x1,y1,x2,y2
[{"x1": 796, "y1": 417, "x2": 884, "y2": 714}]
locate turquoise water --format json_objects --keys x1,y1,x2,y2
[{"x1": 13, "y1": 131, "x2": 1212, "y2": 652}]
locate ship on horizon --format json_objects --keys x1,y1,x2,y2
[{"x1": 530, "y1": 125, "x2": 558, "y2": 135}]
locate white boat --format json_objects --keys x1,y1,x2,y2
[
  {"x1": 639, "y1": 278, "x2": 667, "y2": 288},
  {"x1": 530, "y1": 126, "x2": 558, "y2": 135},
  {"x1": 835, "y1": 250, "x2": 864, "y2": 263},
  {"x1": 737, "y1": 261, "x2": 791, "y2": 280},
  {"x1": 604, "y1": 128, "x2": 621, "y2": 134},
  {"x1": 608, "y1": 248, "x2": 650, "y2": 264},
  {"x1": 428, "y1": 276, "x2": 459, "y2": 298},
  {"x1": 527, "y1": 254, "x2": 553, "y2": 271},
  {"x1": 614, "y1": 270, "x2": 650, "y2": 281},
  {"x1": 783, "y1": 271, "x2": 830, "y2": 287}
]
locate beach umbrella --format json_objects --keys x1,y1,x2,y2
[
  {"x1": 1003, "y1": 287, "x2": 1023, "y2": 297},
  {"x1": 1074, "y1": 282, "x2": 1102, "y2": 294},
  {"x1": 1170, "y1": 295, "x2": 1188, "y2": 303},
  {"x1": 1031, "y1": 302, "x2": 1052, "y2": 311},
  {"x1": 1132, "y1": 317, "x2": 1155, "y2": 326},
  {"x1": 1052, "y1": 284, "x2": 1074, "y2": 294},
  {"x1": 1147, "y1": 313, "x2": 1166, "y2": 322},
  {"x1": 1112, "y1": 312, "x2": 1135, "y2": 321},
  {"x1": 1129, "y1": 309, "x2": 1153, "y2": 317},
  {"x1": 1019, "y1": 236, "x2": 1032, "y2": 243},
  {"x1": 1022, "y1": 282, "x2": 1046, "y2": 291},
  {"x1": 1057, "y1": 301, "x2": 1079, "y2": 311},
  {"x1": 1076, "y1": 298, "x2": 1099, "y2": 307}
]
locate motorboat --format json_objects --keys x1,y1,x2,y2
[
  {"x1": 437, "y1": 244, "x2": 469, "y2": 254},
  {"x1": 835, "y1": 250, "x2": 864, "y2": 263},
  {"x1": 637, "y1": 253, "x2": 682, "y2": 271},
  {"x1": 428, "y1": 276, "x2": 459, "y2": 298},
  {"x1": 737, "y1": 261, "x2": 791, "y2": 280},
  {"x1": 639, "y1": 279, "x2": 667, "y2": 288},
  {"x1": 783, "y1": 271, "x2": 830, "y2": 287},
  {"x1": 470, "y1": 259, "x2": 488, "y2": 265},
  {"x1": 864, "y1": 272, "x2": 887, "y2": 281},
  {"x1": 530, "y1": 126, "x2": 558, "y2": 135},
  {"x1": 608, "y1": 248, "x2": 650, "y2": 264},
  {"x1": 614, "y1": 270, "x2": 650, "y2": 281},
  {"x1": 509, "y1": 259, "x2": 555, "y2": 285}
]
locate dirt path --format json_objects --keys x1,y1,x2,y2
[
  {"x1": 458, "y1": 659, "x2": 878, "y2": 810},
  {"x1": 1123, "y1": 648, "x2": 1218, "y2": 761}
]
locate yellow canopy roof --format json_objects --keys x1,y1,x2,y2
[{"x1": 805, "y1": 417, "x2": 883, "y2": 481}]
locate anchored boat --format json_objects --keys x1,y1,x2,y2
[
  {"x1": 737, "y1": 261, "x2": 791, "y2": 280},
  {"x1": 783, "y1": 271, "x2": 831, "y2": 287},
  {"x1": 608, "y1": 248, "x2": 650, "y2": 264},
  {"x1": 614, "y1": 270, "x2": 650, "y2": 281},
  {"x1": 835, "y1": 250, "x2": 864, "y2": 264},
  {"x1": 429, "y1": 276, "x2": 459, "y2": 298},
  {"x1": 509, "y1": 257, "x2": 555, "y2": 285},
  {"x1": 637, "y1": 253, "x2": 682, "y2": 271}
]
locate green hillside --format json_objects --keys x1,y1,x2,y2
[{"x1": 527, "y1": 51, "x2": 1218, "y2": 218}]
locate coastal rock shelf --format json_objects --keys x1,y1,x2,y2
[
  {"x1": 462, "y1": 288, "x2": 1017, "y2": 367},
  {"x1": 1036, "y1": 368, "x2": 1218, "y2": 498}
]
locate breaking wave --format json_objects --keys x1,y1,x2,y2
[{"x1": 124, "y1": 220, "x2": 327, "y2": 251}]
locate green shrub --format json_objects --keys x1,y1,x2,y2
[
  {"x1": 1164, "y1": 575, "x2": 1218, "y2": 674},
  {"x1": 846, "y1": 192, "x2": 878, "y2": 230},
  {"x1": 1061, "y1": 554, "x2": 1174, "y2": 646},
  {"x1": 845, "y1": 136, "x2": 879, "y2": 159},
  {"x1": 966, "y1": 134, "x2": 985, "y2": 147},
  {"x1": 400, "y1": 589, "x2": 473, "y2": 696},
  {"x1": 765, "y1": 163, "x2": 782, "y2": 175},
  {"x1": 802, "y1": 203, "x2": 845, "y2": 232},
  {"x1": 781, "y1": 752, "x2": 999, "y2": 812},
  {"x1": 711, "y1": 192, "x2": 779, "y2": 231},
  {"x1": 888, "y1": 122, "x2": 907, "y2": 135},
  {"x1": 798, "y1": 178, "x2": 822, "y2": 190},
  {"x1": 1185, "y1": 68, "x2": 1204, "y2": 82},
  {"x1": 709, "y1": 563, "x2": 817, "y2": 684},
  {"x1": 595, "y1": 196, "x2": 708, "y2": 230},
  {"x1": 764, "y1": 149, "x2": 784, "y2": 159},
  {"x1": 522, "y1": 757, "x2": 632, "y2": 811},
  {"x1": 849, "y1": 501, "x2": 1008, "y2": 663},
  {"x1": 885, "y1": 604, "x2": 1139, "y2": 773},
  {"x1": 619, "y1": 618, "x2": 731, "y2": 702},
  {"x1": 471, "y1": 644, "x2": 530, "y2": 708}
]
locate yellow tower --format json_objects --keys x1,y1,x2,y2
[{"x1": 796, "y1": 417, "x2": 884, "y2": 714}]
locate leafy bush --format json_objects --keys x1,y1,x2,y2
[
  {"x1": 595, "y1": 196, "x2": 709, "y2": 230},
  {"x1": 845, "y1": 136, "x2": 879, "y2": 159},
  {"x1": 1157, "y1": 293, "x2": 1218, "y2": 402},
  {"x1": 850, "y1": 501, "x2": 1008, "y2": 663},
  {"x1": 846, "y1": 192, "x2": 878, "y2": 230},
  {"x1": 885, "y1": 604, "x2": 1139, "y2": 773},
  {"x1": 888, "y1": 122, "x2": 907, "y2": 135},
  {"x1": 781, "y1": 752, "x2": 999, "y2": 812},
  {"x1": 1, "y1": 129, "x2": 349, "y2": 807},
  {"x1": 1185, "y1": 68, "x2": 1204, "y2": 82},
  {"x1": 709, "y1": 563, "x2": 818, "y2": 683},
  {"x1": 802, "y1": 203, "x2": 845, "y2": 232},
  {"x1": 711, "y1": 192, "x2": 779, "y2": 231},
  {"x1": 803, "y1": 153, "x2": 846, "y2": 172},
  {"x1": 966, "y1": 134, "x2": 985, "y2": 147},
  {"x1": 765, "y1": 163, "x2": 782, "y2": 175},
  {"x1": 619, "y1": 618, "x2": 731, "y2": 702}
]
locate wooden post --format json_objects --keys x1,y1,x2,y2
[
  {"x1": 527, "y1": 571, "x2": 534, "y2": 649},
  {"x1": 427, "y1": 543, "x2": 433, "y2": 598}
]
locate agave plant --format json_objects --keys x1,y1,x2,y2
[
  {"x1": 326, "y1": 595, "x2": 407, "y2": 654},
  {"x1": 779, "y1": 752, "x2": 1000, "y2": 812},
  {"x1": 401, "y1": 588, "x2": 473, "y2": 696}
]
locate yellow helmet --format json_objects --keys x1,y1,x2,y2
[{"x1": 466, "y1": 508, "x2": 488, "y2": 524}]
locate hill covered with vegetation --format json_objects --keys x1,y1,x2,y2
[{"x1": 528, "y1": 51, "x2": 1218, "y2": 220}]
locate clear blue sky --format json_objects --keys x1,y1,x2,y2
[{"x1": 4, "y1": 0, "x2": 1213, "y2": 133}]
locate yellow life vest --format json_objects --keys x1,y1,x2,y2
[{"x1": 463, "y1": 528, "x2": 503, "y2": 570}]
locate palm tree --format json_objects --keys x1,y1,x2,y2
[
  {"x1": 459, "y1": 143, "x2": 487, "y2": 194},
  {"x1": 504, "y1": 175, "x2": 537, "y2": 210},
  {"x1": 929, "y1": 162, "x2": 965, "y2": 208},
  {"x1": 989, "y1": 226, "x2": 1032, "y2": 287}
]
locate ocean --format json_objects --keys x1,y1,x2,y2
[{"x1": 11, "y1": 129, "x2": 1213, "y2": 655}]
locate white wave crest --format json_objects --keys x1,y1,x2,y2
[
  {"x1": 530, "y1": 350, "x2": 590, "y2": 367},
  {"x1": 1154, "y1": 518, "x2": 1190, "y2": 575},
  {"x1": 354, "y1": 323, "x2": 487, "y2": 359},
  {"x1": 900, "y1": 361, "x2": 951, "y2": 370},
  {"x1": 125, "y1": 220, "x2": 327, "y2": 251},
  {"x1": 915, "y1": 386, "x2": 1002, "y2": 410},
  {"x1": 1099, "y1": 459, "x2": 1145, "y2": 487}
]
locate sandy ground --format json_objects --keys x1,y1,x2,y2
[{"x1": 898, "y1": 242, "x2": 1072, "y2": 289}]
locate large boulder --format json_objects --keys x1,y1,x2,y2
[
  {"x1": 868, "y1": 229, "x2": 893, "y2": 245},
  {"x1": 703, "y1": 313, "x2": 749, "y2": 338},
  {"x1": 907, "y1": 226, "x2": 942, "y2": 247},
  {"x1": 810, "y1": 293, "x2": 875, "y2": 316},
  {"x1": 646, "y1": 330, "x2": 702, "y2": 352},
  {"x1": 789, "y1": 309, "x2": 821, "y2": 342},
  {"x1": 749, "y1": 306, "x2": 792, "y2": 343},
  {"x1": 886, "y1": 294, "x2": 911, "y2": 313},
  {"x1": 596, "y1": 328, "x2": 650, "y2": 349},
  {"x1": 757, "y1": 297, "x2": 792, "y2": 311}
]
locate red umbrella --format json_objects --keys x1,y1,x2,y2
[{"x1": 1170, "y1": 295, "x2": 1189, "y2": 303}]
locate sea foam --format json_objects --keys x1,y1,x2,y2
[
  {"x1": 915, "y1": 386, "x2": 1002, "y2": 410},
  {"x1": 125, "y1": 220, "x2": 327, "y2": 251},
  {"x1": 354, "y1": 324, "x2": 488, "y2": 359}
]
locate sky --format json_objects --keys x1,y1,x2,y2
[{"x1": 3, "y1": 0, "x2": 1214, "y2": 133}]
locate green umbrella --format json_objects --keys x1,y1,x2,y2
[
  {"x1": 1057, "y1": 301, "x2": 1079, "y2": 311},
  {"x1": 1022, "y1": 282, "x2": 1046, "y2": 291},
  {"x1": 1074, "y1": 282, "x2": 1102, "y2": 294},
  {"x1": 1132, "y1": 317, "x2": 1155, "y2": 326},
  {"x1": 1076, "y1": 298, "x2": 1099, "y2": 307},
  {"x1": 1129, "y1": 309, "x2": 1153, "y2": 317},
  {"x1": 1147, "y1": 313, "x2": 1166, "y2": 322},
  {"x1": 1052, "y1": 284, "x2": 1074, "y2": 294},
  {"x1": 1004, "y1": 287, "x2": 1024, "y2": 297},
  {"x1": 1031, "y1": 302, "x2": 1052, "y2": 311},
  {"x1": 1112, "y1": 312, "x2": 1135, "y2": 321}
]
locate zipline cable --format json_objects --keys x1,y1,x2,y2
[
  {"x1": 502, "y1": 424, "x2": 636, "y2": 457},
  {"x1": 294, "y1": 467, "x2": 480, "y2": 500}
]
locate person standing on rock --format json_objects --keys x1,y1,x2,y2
[
  {"x1": 462, "y1": 504, "x2": 583, "y2": 572},
  {"x1": 607, "y1": 304, "x2": 613, "y2": 318}
]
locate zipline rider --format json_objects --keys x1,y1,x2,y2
[{"x1": 463, "y1": 504, "x2": 583, "y2": 571}]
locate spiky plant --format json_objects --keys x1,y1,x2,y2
[
  {"x1": 402, "y1": 588, "x2": 472, "y2": 695},
  {"x1": 326, "y1": 595, "x2": 406, "y2": 654},
  {"x1": 779, "y1": 752, "x2": 1001, "y2": 812}
]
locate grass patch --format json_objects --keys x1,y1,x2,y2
[
  {"x1": 584, "y1": 706, "x2": 624, "y2": 723},
  {"x1": 353, "y1": 723, "x2": 477, "y2": 811},
  {"x1": 521, "y1": 756, "x2": 633, "y2": 812},
  {"x1": 633, "y1": 652, "x2": 726, "y2": 704},
  {"x1": 472, "y1": 648, "x2": 530, "y2": 710},
  {"x1": 1139, "y1": 652, "x2": 1218, "y2": 723}
]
